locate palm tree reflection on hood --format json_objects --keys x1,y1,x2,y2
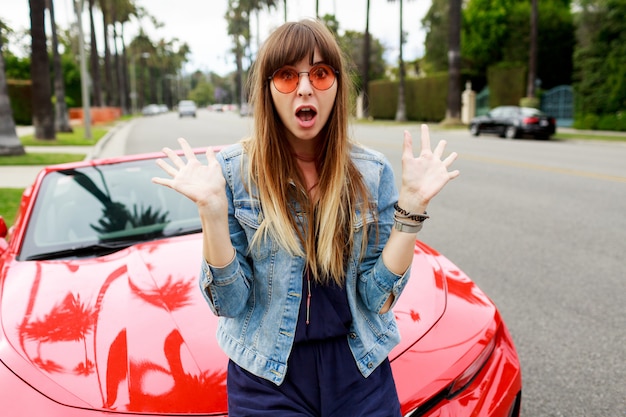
[{"x1": 20, "y1": 292, "x2": 96, "y2": 375}]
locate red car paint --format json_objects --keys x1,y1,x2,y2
[{"x1": 0, "y1": 152, "x2": 521, "y2": 416}]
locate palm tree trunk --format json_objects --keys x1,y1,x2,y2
[
  {"x1": 119, "y1": 24, "x2": 130, "y2": 114},
  {"x1": 395, "y1": 0, "x2": 407, "y2": 122},
  {"x1": 444, "y1": 0, "x2": 462, "y2": 123},
  {"x1": 101, "y1": 1, "x2": 113, "y2": 106},
  {"x1": 526, "y1": 0, "x2": 538, "y2": 98},
  {"x1": 88, "y1": 0, "x2": 103, "y2": 107},
  {"x1": 48, "y1": 0, "x2": 73, "y2": 132},
  {"x1": 29, "y1": 0, "x2": 56, "y2": 140},
  {"x1": 0, "y1": 36, "x2": 26, "y2": 156},
  {"x1": 362, "y1": 0, "x2": 371, "y2": 118},
  {"x1": 111, "y1": 9, "x2": 124, "y2": 109}
]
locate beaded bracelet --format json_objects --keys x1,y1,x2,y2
[{"x1": 394, "y1": 202, "x2": 430, "y2": 222}]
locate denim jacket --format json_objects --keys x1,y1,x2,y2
[{"x1": 199, "y1": 142, "x2": 411, "y2": 385}]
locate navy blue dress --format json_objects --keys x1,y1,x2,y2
[{"x1": 227, "y1": 270, "x2": 402, "y2": 417}]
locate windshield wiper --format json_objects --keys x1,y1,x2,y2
[{"x1": 25, "y1": 241, "x2": 136, "y2": 261}]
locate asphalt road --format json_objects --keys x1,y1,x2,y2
[{"x1": 127, "y1": 109, "x2": 626, "y2": 417}]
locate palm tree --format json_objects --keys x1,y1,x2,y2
[
  {"x1": 0, "y1": 34, "x2": 26, "y2": 156},
  {"x1": 98, "y1": 0, "x2": 114, "y2": 106},
  {"x1": 443, "y1": 0, "x2": 462, "y2": 124},
  {"x1": 111, "y1": 0, "x2": 138, "y2": 114},
  {"x1": 526, "y1": 0, "x2": 538, "y2": 99},
  {"x1": 362, "y1": 0, "x2": 371, "y2": 118},
  {"x1": 111, "y1": 7, "x2": 124, "y2": 108},
  {"x1": 88, "y1": 0, "x2": 103, "y2": 107},
  {"x1": 29, "y1": 0, "x2": 56, "y2": 140},
  {"x1": 387, "y1": 0, "x2": 410, "y2": 121},
  {"x1": 48, "y1": 0, "x2": 73, "y2": 132}
]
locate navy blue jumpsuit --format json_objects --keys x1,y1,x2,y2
[{"x1": 227, "y1": 270, "x2": 402, "y2": 417}]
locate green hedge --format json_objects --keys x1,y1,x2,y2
[
  {"x1": 369, "y1": 73, "x2": 448, "y2": 122},
  {"x1": 7, "y1": 79, "x2": 33, "y2": 125}
]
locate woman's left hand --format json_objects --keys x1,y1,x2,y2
[{"x1": 398, "y1": 124, "x2": 460, "y2": 213}]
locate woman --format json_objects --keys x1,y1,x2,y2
[{"x1": 153, "y1": 19, "x2": 459, "y2": 417}]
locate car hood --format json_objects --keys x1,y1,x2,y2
[{"x1": 0, "y1": 235, "x2": 445, "y2": 414}]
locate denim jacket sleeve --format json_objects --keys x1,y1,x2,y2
[
  {"x1": 354, "y1": 153, "x2": 411, "y2": 313},
  {"x1": 198, "y1": 147, "x2": 255, "y2": 318}
]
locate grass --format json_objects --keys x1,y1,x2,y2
[
  {"x1": 552, "y1": 132, "x2": 626, "y2": 142},
  {"x1": 0, "y1": 188, "x2": 25, "y2": 227},
  {"x1": 0, "y1": 125, "x2": 109, "y2": 166},
  {"x1": 19, "y1": 125, "x2": 108, "y2": 146},
  {"x1": 0, "y1": 153, "x2": 86, "y2": 166}
]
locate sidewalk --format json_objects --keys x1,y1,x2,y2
[{"x1": 1, "y1": 121, "x2": 133, "y2": 188}]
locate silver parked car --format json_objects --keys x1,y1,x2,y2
[{"x1": 178, "y1": 100, "x2": 197, "y2": 118}]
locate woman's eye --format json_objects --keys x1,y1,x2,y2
[{"x1": 279, "y1": 69, "x2": 296, "y2": 80}]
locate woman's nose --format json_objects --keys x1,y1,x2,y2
[{"x1": 296, "y1": 73, "x2": 314, "y2": 96}]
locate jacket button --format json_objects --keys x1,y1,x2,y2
[
  {"x1": 349, "y1": 332, "x2": 357, "y2": 339},
  {"x1": 367, "y1": 362, "x2": 374, "y2": 369}
]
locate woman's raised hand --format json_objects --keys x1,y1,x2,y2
[
  {"x1": 399, "y1": 124, "x2": 460, "y2": 213},
  {"x1": 152, "y1": 137, "x2": 227, "y2": 211}
]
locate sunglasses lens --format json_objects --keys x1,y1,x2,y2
[
  {"x1": 309, "y1": 64, "x2": 336, "y2": 90},
  {"x1": 272, "y1": 68, "x2": 299, "y2": 93},
  {"x1": 271, "y1": 64, "x2": 337, "y2": 93}
]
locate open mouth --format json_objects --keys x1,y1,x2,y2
[{"x1": 296, "y1": 107, "x2": 317, "y2": 122}]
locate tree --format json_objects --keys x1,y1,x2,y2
[
  {"x1": 462, "y1": 0, "x2": 574, "y2": 90},
  {"x1": 29, "y1": 0, "x2": 56, "y2": 140},
  {"x1": 387, "y1": 0, "x2": 412, "y2": 122},
  {"x1": 340, "y1": 30, "x2": 386, "y2": 93},
  {"x1": 48, "y1": 0, "x2": 73, "y2": 132},
  {"x1": 362, "y1": 0, "x2": 371, "y2": 118},
  {"x1": 0, "y1": 32, "x2": 26, "y2": 156},
  {"x1": 574, "y1": 0, "x2": 626, "y2": 119},
  {"x1": 98, "y1": 0, "x2": 112, "y2": 105},
  {"x1": 526, "y1": 0, "x2": 538, "y2": 98},
  {"x1": 421, "y1": 0, "x2": 449, "y2": 73},
  {"x1": 88, "y1": 0, "x2": 103, "y2": 106},
  {"x1": 443, "y1": 0, "x2": 462, "y2": 124}
]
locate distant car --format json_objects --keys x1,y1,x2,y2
[
  {"x1": 469, "y1": 105, "x2": 556, "y2": 139},
  {"x1": 178, "y1": 100, "x2": 197, "y2": 118},
  {"x1": 239, "y1": 103, "x2": 253, "y2": 117},
  {"x1": 0, "y1": 148, "x2": 522, "y2": 416},
  {"x1": 157, "y1": 104, "x2": 169, "y2": 113},
  {"x1": 141, "y1": 104, "x2": 160, "y2": 116}
]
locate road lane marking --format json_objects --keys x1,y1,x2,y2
[{"x1": 461, "y1": 154, "x2": 626, "y2": 183}]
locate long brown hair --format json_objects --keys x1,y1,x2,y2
[{"x1": 244, "y1": 19, "x2": 372, "y2": 285}]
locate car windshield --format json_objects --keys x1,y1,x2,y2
[
  {"x1": 19, "y1": 157, "x2": 204, "y2": 261},
  {"x1": 520, "y1": 107, "x2": 545, "y2": 116}
]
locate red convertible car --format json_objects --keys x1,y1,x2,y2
[{"x1": 0, "y1": 150, "x2": 522, "y2": 416}]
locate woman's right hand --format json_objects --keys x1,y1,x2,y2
[{"x1": 152, "y1": 137, "x2": 227, "y2": 213}]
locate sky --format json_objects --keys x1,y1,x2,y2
[{"x1": 2, "y1": 0, "x2": 432, "y2": 76}]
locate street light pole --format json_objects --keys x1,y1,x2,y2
[{"x1": 73, "y1": 0, "x2": 92, "y2": 139}]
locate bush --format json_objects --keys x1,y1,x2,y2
[
  {"x1": 597, "y1": 113, "x2": 626, "y2": 132},
  {"x1": 7, "y1": 79, "x2": 33, "y2": 125}
]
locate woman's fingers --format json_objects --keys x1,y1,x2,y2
[
  {"x1": 402, "y1": 130, "x2": 414, "y2": 160},
  {"x1": 179, "y1": 137, "x2": 198, "y2": 162},
  {"x1": 419, "y1": 124, "x2": 432, "y2": 156}
]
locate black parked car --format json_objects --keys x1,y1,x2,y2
[{"x1": 469, "y1": 106, "x2": 556, "y2": 139}]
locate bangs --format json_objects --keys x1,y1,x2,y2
[{"x1": 262, "y1": 21, "x2": 341, "y2": 77}]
